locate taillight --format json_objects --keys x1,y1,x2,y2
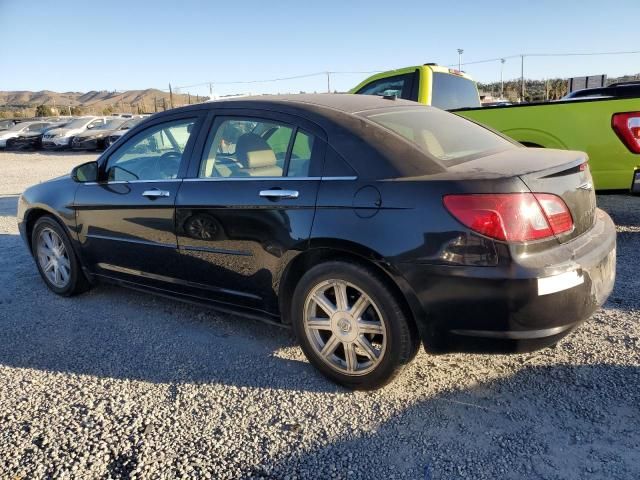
[
  {"x1": 612, "y1": 112, "x2": 640, "y2": 153},
  {"x1": 443, "y1": 193, "x2": 573, "y2": 242}
]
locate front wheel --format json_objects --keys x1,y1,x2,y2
[
  {"x1": 291, "y1": 261, "x2": 418, "y2": 390},
  {"x1": 31, "y1": 216, "x2": 89, "y2": 296}
]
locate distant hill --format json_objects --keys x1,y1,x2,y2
[{"x1": 0, "y1": 89, "x2": 204, "y2": 117}]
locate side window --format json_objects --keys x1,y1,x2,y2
[
  {"x1": 200, "y1": 118, "x2": 294, "y2": 178},
  {"x1": 105, "y1": 118, "x2": 195, "y2": 181},
  {"x1": 356, "y1": 72, "x2": 417, "y2": 101},
  {"x1": 287, "y1": 130, "x2": 314, "y2": 177},
  {"x1": 87, "y1": 119, "x2": 105, "y2": 129}
]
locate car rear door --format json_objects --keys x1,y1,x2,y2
[
  {"x1": 175, "y1": 110, "x2": 325, "y2": 313},
  {"x1": 74, "y1": 113, "x2": 204, "y2": 286}
]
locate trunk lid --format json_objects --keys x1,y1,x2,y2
[
  {"x1": 444, "y1": 147, "x2": 597, "y2": 243},
  {"x1": 517, "y1": 150, "x2": 596, "y2": 243}
]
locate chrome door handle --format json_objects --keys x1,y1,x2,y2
[
  {"x1": 142, "y1": 189, "x2": 171, "y2": 198},
  {"x1": 259, "y1": 189, "x2": 299, "y2": 199}
]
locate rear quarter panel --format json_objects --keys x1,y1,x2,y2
[{"x1": 456, "y1": 98, "x2": 640, "y2": 190}]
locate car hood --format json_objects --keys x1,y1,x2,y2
[
  {"x1": 0, "y1": 131, "x2": 20, "y2": 139},
  {"x1": 16, "y1": 132, "x2": 42, "y2": 139}
]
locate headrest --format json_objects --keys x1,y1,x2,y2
[{"x1": 236, "y1": 133, "x2": 277, "y2": 168}]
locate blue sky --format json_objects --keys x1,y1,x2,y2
[{"x1": 1, "y1": 0, "x2": 638, "y2": 96}]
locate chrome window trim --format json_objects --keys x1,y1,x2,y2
[
  {"x1": 182, "y1": 176, "x2": 357, "y2": 182},
  {"x1": 82, "y1": 179, "x2": 182, "y2": 186}
]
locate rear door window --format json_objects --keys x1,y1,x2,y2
[{"x1": 199, "y1": 117, "x2": 319, "y2": 178}]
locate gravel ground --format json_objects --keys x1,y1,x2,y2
[{"x1": 0, "y1": 151, "x2": 638, "y2": 480}]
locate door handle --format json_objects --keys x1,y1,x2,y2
[
  {"x1": 142, "y1": 189, "x2": 171, "y2": 198},
  {"x1": 259, "y1": 189, "x2": 299, "y2": 199}
]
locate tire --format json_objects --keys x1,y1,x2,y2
[
  {"x1": 31, "y1": 215, "x2": 90, "y2": 296},
  {"x1": 291, "y1": 261, "x2": 418, "y2": 390}
]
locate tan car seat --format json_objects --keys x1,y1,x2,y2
[{"x1": 235, "y1": 133, "x2": 282, "y2": 177}]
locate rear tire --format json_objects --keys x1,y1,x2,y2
[
  {"x1": 31, "y1": 216, "x2": 90, "y2": 296},
  {"x1": 291, "y1": 261, "x2": 417, "y2": 390}
]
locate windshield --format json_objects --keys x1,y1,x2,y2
[
  {"x1": 96, "y1": 119, "x2": 126, "y2": 130},
  {"x1": 431, "y1": 72, "x2": 481, "y2": 110},
  {"x1": 64, "y1": 118, "x2": 94, "y2": 129},
  {"x1": 363, "y1": 107, "x2": 515, "y2": 164},
  {"x1": 120, "y1": 118, "x2": 143, "y2": 130}
]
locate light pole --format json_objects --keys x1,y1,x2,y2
[
  {"x1": 457, "y1": 49, "x2": 464, "y2": 71},
  {"x1": 500, "y1": 58, "x2": 505, "y2": 99},
  {"x1": 520, "y1": 55, "x2": 525, "y2": 102}
]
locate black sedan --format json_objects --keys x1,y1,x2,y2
[
  {"x1": 71, "y1": 118, "x2": 128, "y2": 150},
  {"x1": 17, "y1": 94, "x2": 616, "y2": 389}
]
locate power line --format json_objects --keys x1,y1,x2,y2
[
  {"x1": 448, "y1": 50, "x2": 640, "y2": 67},
  {"x1": 172, "y1": 70, "x2": 384, "y2": 91}
]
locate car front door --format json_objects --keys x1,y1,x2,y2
[
  {"x1": 175, "y1": 112, "x2": 325, "y2": 313},
  {"x1": 75, "y1": 114, "x2": 203, "y2": 287}
]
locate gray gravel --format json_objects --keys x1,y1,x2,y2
[{"x1": 0, "y1": 151, "x2": 639, "y2": 479}]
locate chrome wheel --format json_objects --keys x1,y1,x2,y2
[
  {"x1": 303, "y1": 279, "x2": 387, "y2": 376},
  {"x1": 36, "y1": 227, "x2": 71, "y2": 288}
]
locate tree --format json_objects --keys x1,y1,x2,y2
[{"x1": 36, "y1": 105, "x2": 56, "y2": 117}]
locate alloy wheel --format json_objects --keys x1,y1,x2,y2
[
  {"x1": 36, "y1": 227, "x2": 71, "y2": 288},
  {"x1": 303, "y1": 279, "x2": 387, "y2": 376}
]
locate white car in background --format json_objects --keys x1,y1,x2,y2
[
  {"x1": 0, "y1": 121, "x2": 54, "y2": 148},
  {"x1": 42, "y1": 116, "x2": 108, "y2": 149}
]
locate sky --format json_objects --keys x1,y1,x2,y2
[{"x1": 1, "y1": 0, "x2": 639, "y2": 96}]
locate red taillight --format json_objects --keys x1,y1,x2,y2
[
  {"x1": 612, "y1": 112, "x2": 640, "y2": 154},
  {"x1": 443, "y1": 193, "x2": 573, "y2": 242}
]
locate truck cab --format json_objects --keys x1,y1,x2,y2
[{"x1": 350, "y1": 64, "x2": 481, "y2": 110}]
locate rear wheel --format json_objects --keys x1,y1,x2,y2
[
  {"x1": 291, "y1": 261, "x2": 417, "y2": 390},
  {"x1": 31, "y1": 216, "x2": 89, "y2": 296}
]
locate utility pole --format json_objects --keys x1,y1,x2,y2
[
  {"x1": 188, "y1": 93, "x2": 191, "y2": 105},
  {"x1": 326, "y1": 72, "x2": 331, "y2": 93},
  {"x1": 520, "y1": 55, "x2": 525, "y2": 102},
  {"x1": 169, "y1": 83, "x2": 174, "y2": 109},
  {"x1": 154, "y1": 96, "x2": 158, "y2": 113},
  {"x1": 500, "y1": 58, "x2": 505, "y2": 99},
  {"x1": 209, "y1": 82, "x2": 213, "y2": 97},
  {"x1": 457, "y1": 49, "x2": 464, "y2": 70}
]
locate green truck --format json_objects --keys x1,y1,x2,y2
[{"x1": 351, "y1": 64, "x2": 640, "y2": 191}]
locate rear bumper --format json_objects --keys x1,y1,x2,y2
[{"x1": 400, "y1": 208, "x2": 616, "y2": 353}]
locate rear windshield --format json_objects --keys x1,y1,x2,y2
[
  {"x1": 431, "y1": 72, "x2": 481, "y2": 110},
  {"x1": 363, "y1": 107, "x2": 515, "y2": 164}
]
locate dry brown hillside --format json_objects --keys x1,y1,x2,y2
[{"x1": 0, "y1": 89, "x2": 202, "y2": 116}]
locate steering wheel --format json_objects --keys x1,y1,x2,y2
[{"x1": 157, "y1": 151, "x2": 181, "y2": 179}]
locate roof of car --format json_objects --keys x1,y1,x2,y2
[
  {"x1": 207, "y1": 93, "x2": 421, "y2": 113},
  {"x1": 143, "y1": 94, "x2": 445, "y2": 179}
]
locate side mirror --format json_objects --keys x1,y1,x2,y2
[
  {"x1": 86, "y1": 124, "x2": 95, "y2": 130},
  {"x1": 71, "y1": 161, "x2": 98, "y2": 183}
]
